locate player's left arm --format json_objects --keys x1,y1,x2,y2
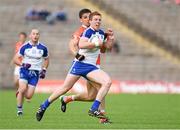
[
  {"x1": 39, "y1": 57, "x2": 49, "y2": 79},
  {"x1": 42, "y1": 47, "x2": 49, "y2": 70},
  {"x1": 43, "y1": 57, "x2": 49, "y2": 70},
  {"x1": 39, "y1": 47, "x2": 49, "y2": 79},
  {"x1": 103, "y1": 28, "x2": 115, "y2": 50}
]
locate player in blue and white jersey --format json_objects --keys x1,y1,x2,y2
[
  {"x1": 14, "y1": 29, "x2": 49, "y2": 116},
  {"x1": 36, "y1": 11, "x2": 114, "y2": 122},
  {"x1": 77, "y1": 11, "x2": 114, "y2": 119},
  {"x1": 60, "y1": 9, "x2": 111, "y2": 124}
]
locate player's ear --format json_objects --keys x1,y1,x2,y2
[{"x1": 80, "y1": 18, "x2": 83, "y2": 23}]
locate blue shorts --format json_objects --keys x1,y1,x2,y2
[
  {"x1": 19, "y1": 68, "x2": 39, "y2": 86},
  {"x1": 69, "y1": 61, "x2": 99, "y2": 79}
]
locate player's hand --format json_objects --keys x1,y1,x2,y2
[
  {"x1": 99, "y1": 39, "x2": 103, "y2": 47},
  {"x1": 75, "y1": 53, "x2": 85, "y2": 61},
  {"x1": 39, "y1": 69, "x2": 46, "y2": 79},
  {"x1": 106, "y1": 28, "x2": 114, "y2": 36},
  {"x1": 21, "y1": 63, "x2": 31, "y2": 69},
  {"x1": 108, "y1": 35, "x2": 115, "y2": 41},
  {"x1": 104, "y1": 28, "x2": 114, "y2": 41},
  {"x1": 104, "y1": 33, "x2": 108, "y2": 40}
]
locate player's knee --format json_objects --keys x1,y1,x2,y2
[
  {"x1": 18, "y1": 87, "x2": 26, "y2": 94},
  {"x1": 25, "y1": 95, "x2": 32, "y2": 100},
  {"x1": 87, "y1": 93, "x2": 96, "y2": 101},
  {"x1": 103, "y1": 78, "x2": 112, "y2": 88}
]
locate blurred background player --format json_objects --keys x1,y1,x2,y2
[
  {"x1": 36, "y1": 11, "x2": 114, "y2": 123},
  {"x1": 14, "y1": 29, "x2": 49, "y2": 116},
  {"x1": 60, "y1": 8, "x2": 112, "y2": 124},
  {"x1": 13, "y1": 32, "x2": 27, "y2": 90}
]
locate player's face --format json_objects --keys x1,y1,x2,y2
[
  {"x1": 90, "y1": 15, "x2": 101, "y2": 30},
  {"x1": 30, "y1": 29, "x2": 40, "y2": 43},
  {"x1": 80, "y1": 13, "x2": 90, "y2": 27},
  {"x1": 19, "y1": 34, "x2": 26, "y2": 43}
]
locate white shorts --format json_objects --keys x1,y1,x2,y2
[{"x1": 14, "y1": 66, "x2": 20, "y2": 76}]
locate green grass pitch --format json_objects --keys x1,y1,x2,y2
[{"x1": 0, "y1": 90, "x2": 180, "y2": 129}]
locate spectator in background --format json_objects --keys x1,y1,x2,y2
[
  {"x1": 25, "y1": 7, "x2": 39, "y2": 21},
  {"x1": 46, "y1": 12, "x2": 57, "y2": 25},
  {"x1": 46, "y1": 6, "x2": 67, "y2": 25},
  {"x1": 25, "y1": 7, "x2": 51, "y2": 21},
  {"x1": 38, "y1": 7, "x2": 51, "y2": 20},
  {"x1": 25, "y1": 6, "x2": 67, "y2": 25},
  {"x1": 56, "y1": 6, "x2": 67, "y2": 22}
]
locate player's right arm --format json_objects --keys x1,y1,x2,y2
[
  {"x1": 10, "y1": 42, "x2": 20, "y2": 65},
  {"x1": 68, "y1": 35, "x2": 79, "y2": 56},
  {"x1": 13, "y1": 44, "x2": 25, "y2": 66},
  {"x1": 13, "y1": 52, "x2": 23, "y2": 66},
  {"x1": 69, "y1": 27, "x2": 87, "y2": 61},
  {"x1": 79, "y1": 36, "x2": 103, "y2": 49}
]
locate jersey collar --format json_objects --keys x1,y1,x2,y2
[
  {"x1": 90, "y1": 26, "x2": 99, "y2": 32},
  {"x1": 29, "y1": 40, "x2": 40, "y2": 46}
]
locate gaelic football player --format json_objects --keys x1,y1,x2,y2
[
  {"x1": 14, "y1": 29, "x2": 49, "y2": 116},
  {"x1": 36, "y1": 11, "x2": 114, "y2": 123}
]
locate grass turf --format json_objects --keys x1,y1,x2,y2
[{"x1": 0, "y1": 90, "x2": 180, "y2": 129}]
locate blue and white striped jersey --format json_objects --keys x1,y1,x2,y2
[
  {"x1": 78, "y1": 27, "x2": 105, "y2": 66},
  {"x1": 18, "y1": 41, "x2": 49, "y2": 71}
]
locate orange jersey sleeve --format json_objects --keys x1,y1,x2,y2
[
  {"x1": 15, "y1": 41, "x2": 24, "y2": 64},
  {"x1": 72, "y1": 26, "x2": 86, "y2": 40},
  {"x1": 15, "y1": 42, "x2": 23, "y2": 54}
]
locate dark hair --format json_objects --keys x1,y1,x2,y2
[
  {"x1": 89, "y1": 11, "x2": 101, "y2": 20},
  {"x1": 19, "y1": 32, "x2": 27, "y2": 37},
  {"x1": 79, "y1": 8, "x2": 91, "y2": 18}
]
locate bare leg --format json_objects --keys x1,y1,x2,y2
[
  {"x1": 14, "y1": 75, "x2": 19, "y2": 89},
  {"x1": 36, "y1": 74, "x2": 81, "y2": 121},
  {"x1": 86, "y1": 69, "x2": 111, "y2": 120},
  {"x1": 73, "y1": 81, "x2": 98, "y2": 101},
  {"x1": 25, "y1": 85, "x2": 36, "y2": 100},
  {"x1": 87, "y1": 69, "x2": 111, "y2": 102},
  {"x1": 17, "y1": 81, "x2": 27, "y2": 115},
  {"x1": 48, "y1": 74, "x2": 80, "y2": 103}
]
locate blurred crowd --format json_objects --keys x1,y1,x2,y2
[{"x1": 25, "y1": 6, "x2": 67, "y2": 25}]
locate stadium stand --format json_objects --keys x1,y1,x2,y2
[
  {"x1": 0, "y1": 0, "x2": 180, "y2": 88},
  {"x1": 92, "y1": 0, "x2": 180, "y2": 57}
]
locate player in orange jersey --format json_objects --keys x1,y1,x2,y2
[{"x1": 13, "y1": 32, "x2": 27, "y2": 89}]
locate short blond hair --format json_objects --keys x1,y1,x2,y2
[{"x1": 89, "y1": 11, "x2": 101, "y2": 20}]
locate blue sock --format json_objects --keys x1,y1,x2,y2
[
  {"x1": 91, "y1": 100, "x2": 101, "y2": 111},
  {"x1": 17, "y1": 105, "x2": 23, "y2": 112},
  {"x1": 41, "y1": 99, "x2": 50, "y2": 109}
]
